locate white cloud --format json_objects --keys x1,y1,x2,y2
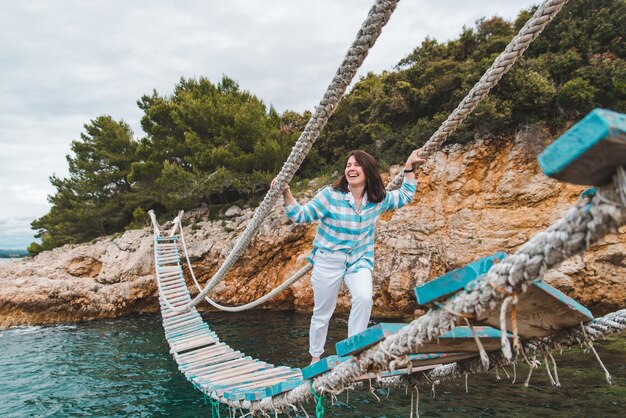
[{"x1": 0, "y1": 0, "x2": 539, "y2": 248}]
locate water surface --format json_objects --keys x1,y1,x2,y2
[{"x1": 0, "y1": 312, "x2": 623, "y2": 417}]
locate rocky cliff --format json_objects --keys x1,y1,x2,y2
[{"x1": 2, "y1": 131, "x2": 624, "y2": 328}]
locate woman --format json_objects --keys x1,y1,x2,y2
[{"x1": 273, "y1": 149, "x2": 425, "y2": 363}]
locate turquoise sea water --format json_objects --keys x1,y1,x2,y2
[{"x1": 0, "y1": 311, "x2": 624, "y2": 417}]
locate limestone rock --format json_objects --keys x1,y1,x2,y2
[{"x1": 1, "y1": 136, "x2": 624, "y2": 328}]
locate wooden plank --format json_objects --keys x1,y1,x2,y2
[
  {"x1": 405, "y1": 352, "x2": 476, "y2": 367},
  {"x1": 170, "y1": 336, "x2": 219, "y2": 354},
  {"x1": 538, "y1": 108, "x2": 626, "y2": 185},
  {"x1": 222, "y1": 374, "x2": 303, "y2": 401},
  {"x1": 194, "y1": 361, "x2": 271, "y2": 384},
  {"x1": 354, "y1": 364, "x2": 439, "y2": 381},
  {"x1": 209, "y1": 367, "x2": 294, "y2": 391},
  {"x1": 480, "y1": 279, "x2": 594, "y2": 337},
  {"x1": 336, "y1": 323, "x2": 509, "y2": 356},
  {"x1": 418, "y1": 326, "x2": 510, "y2": 353},
  {"x1": 188, "y1": 356, "x2": 255, "y2": 379},
  {"x1": 184, "y1": 352, "x2": 245, "y2": 376},
  {"x1": 414, "y1": 252, "x2": 506, "y2": 306},
  {"x1": 302, "y1": 355, "x2": 351, "y2": 379},
  {"x1": 177, "y1": 347, "x2": 235, "y2": 370},
  {"x1": 175, "y1": 342, "x2": 230, "y2": 362},
  {"x1": 335, "y1": 323, "x2": 406, "y2": 357},
  {"x1": 178, "y1": 348, "x2": 235, "y2": 370}
]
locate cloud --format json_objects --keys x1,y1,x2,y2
[{"x1": 0, "y1": 0, "x2": 538, "y2": 248}]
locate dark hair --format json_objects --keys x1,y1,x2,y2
[{"x1": 333, "y1": 150, "x2": 386, "y2": 203}]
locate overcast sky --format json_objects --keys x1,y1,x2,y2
[{"x1": 0, "y1": 0, "x2": 539, "y2": 249}]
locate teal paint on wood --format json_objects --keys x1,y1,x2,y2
[
  {"x1": 302, "y1": 355, "x2": 351, "y2": 379},
  {"x1": 440, "y1": 326, "x2": 505, "y2": 339},
  {"x1": 538, "y1": 108, "x2": 626, "y2": 185},
  {"x1": 414, "y1": 252, "x2": 507, "y2": 306},
  {"x1": 267, "y1": 378, "x2": 305, "y2": 396},
  {"x1": 335, "y1": 323, "x2": 406, "y2": 357}
]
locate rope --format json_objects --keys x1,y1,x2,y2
[
  {"x1": 309, "y1": 381, "x2": 325, "y2": 418},
  {"x1": 387, "y1": 0, "x2": 570, "y2": 190},
  {"x1": 158, "y1": 0, "x2": 400, "y2": 314},
  {"x1": 158, "y1": 0, "x2": 571, "y2": 314},
  {"x1": 249, "y1": 174, "x2": 625, "y2": 411},
  {"x1": 177, "y1": 214, "x2": 311, "y2": 312}
]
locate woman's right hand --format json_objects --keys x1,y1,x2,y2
[{"x1": 271, "y1": 177, "x2": 290, "y2": 191}]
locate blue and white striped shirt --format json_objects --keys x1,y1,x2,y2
[{"x1": 284, "y1": 178, "x2": 417, "y2": 273}]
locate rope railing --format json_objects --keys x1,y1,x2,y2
[
  {"x1": 176, "y1": 213, "x2": 311, "y2": 312},
  {"x1": 156, "y1": 0, "x2": 401, "y2": 314},
  {"x1": 326, "y1": 308, "x2": 626, "y2": 395},
  {"x1": 243, "y1": 170, "x2": 626, "y2": 412},
  {"x1": 157, "y1": 0, "x2": 570, "y2": 314}
]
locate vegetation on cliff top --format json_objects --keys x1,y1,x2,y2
[{"x1": 29, "y1": 0, "x2": 625, "y2": 254}]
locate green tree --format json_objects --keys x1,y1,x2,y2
[{"x1": 30, "y1": 116, "x2": 137, "y2": 252}]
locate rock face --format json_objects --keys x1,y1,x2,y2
[{"x1": 1, "y1": 134, "x2": 624, "y2": 328}]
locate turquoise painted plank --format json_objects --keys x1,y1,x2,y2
[
  {"x1": 414, "y1": 252, "x2": 507, "y2": 306},
  {"x1": 440, "y1": 326, "x2": 503, "y2": 339},
  {"x1": 265, "y1": 378, "x2": 305, "y2": 397},
  {"x1": 538, "y1": 108, "x2": 626, "y2": 185},
  {"x1": 406, "y1": 352, "x2": 476, "y2": 367},
  {"x1": 302, "y1": 355, "x2": 351, "y2": 379},
  {"x1": 335, "y1": 323, "x2": 406, "y2": 357}
]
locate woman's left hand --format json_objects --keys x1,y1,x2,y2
[{"x1": 405, "y1": 148, "x2": 427, "y2": 169}]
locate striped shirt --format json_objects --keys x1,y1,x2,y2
[{"x1": 284, "y1": 178, "x2": 417, "y2": 273}]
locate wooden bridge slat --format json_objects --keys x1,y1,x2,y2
[
  {"x1": 184, "y1": 352, "x2": 245, "y2": 377},
  {"x1": 209, "y1": 368, "x2": 297, "y2": 394},
  {"x1": 193, "y1": 361, "x2": 270, "y2": 383},
  {"x1": 335, "y1": 323, "x2": 406, "y2": 357},
  {"x1": 480, "y1": 279, "x2": 594, "y2": 337},
  {"x1": 336, "y1": 323, "x2": 509, "y2": 356},
  {"x1": 179, "y1": 349, "x2": 238, "y2": 372},
  {"x1": 187, "y1": 356, "x2": 255, "y2": 378},
  {"x1": 223, "y1": 373, "x2": 303, "y2": 401},
  {"x1": 302, "y1": 355, "x2": 351, "y2": 379},
  {"x1": 170, "y1": 336, "x2": 219, "y2": 354},
  {"x1": 538, "y1": 108, "x2": 626, "y2": 185},
  {"x1": 414, "y1": 252, "x2": 506, "y2": 306},
  {"x1": 175, "y1": 342, "x2": 231, "y2": 362}
]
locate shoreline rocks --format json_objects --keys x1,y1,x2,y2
[{"x1": 2, "y1": 135, "x2": 624, "y2": 328}]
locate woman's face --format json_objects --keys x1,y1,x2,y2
[{"x1": 345, "y1": 155, "x2": 366, "y2": 188}]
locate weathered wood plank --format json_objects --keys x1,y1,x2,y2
[
  {"x1": 414, "y1": 252, "x2": 507, "y2": 306},
  {"x1": 417, "y1": 326, "x2": 509, "y2": 353},
  {"x1": 302, "y1": 355, "x2": 351, "y2": 379},
  {"x1": 337, "y1": 323, "x2": 509, "y2": 356},
  {"x1": 336, "y1": 323, "x2": 406, "y2": 357},
  {"x1": 479, "y1": 279, "x2": 594, "y2": 337},
  {"x1": 187, "y1": 356, "x2": 255, "y2": 379},
  {"x1": 538, "y1": 108, "x2": 626, "y2": 185}
]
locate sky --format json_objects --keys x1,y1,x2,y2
[{"x1": 0, "y1": 0, "x2": 539, "y2": 249}]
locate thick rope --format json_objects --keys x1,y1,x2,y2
[
  {"x1": 223, "y1": 310, "x2": 626, "y2": 413},
  {"x1": 243, "y1": 173, "x2": 626, "y2": 412},
  {"x1": 155, "y1": 0, "x2": 401, "y2": 314},
  {"x1": 162, "y1": 0, "x2": 570, "y2": 313},
  {"x1": 387, "y1": 0, "x2": 569, "y2": 189},
  {"x1": 178, "y1": 212, "x2": 311, "y2": 311}
]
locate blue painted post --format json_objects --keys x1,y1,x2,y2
[
  {"x1": 538, "y1": 108, "x2": 626, "y2": 185},
  {"x1": 414, "y1": 252, "x2": 507, "y2": 306}
]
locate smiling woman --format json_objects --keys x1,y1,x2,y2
[{"x1": 275, "y1": 148, "x2": 425, "y2": 362}]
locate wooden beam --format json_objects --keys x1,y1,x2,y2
[
  {"x1": 414, "y1": 252, "x2": 506, "y2": 306},
  {"x1": 538, "y1": 108, "x2": 626, "y2": 185}
]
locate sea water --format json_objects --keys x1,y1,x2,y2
[{"x1": 0, "y1": 311, "x2": 624, "y2": 417}]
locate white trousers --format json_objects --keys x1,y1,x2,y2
[{"x1": 309, "y1": 249, "x2": 373, "y2": 358}]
